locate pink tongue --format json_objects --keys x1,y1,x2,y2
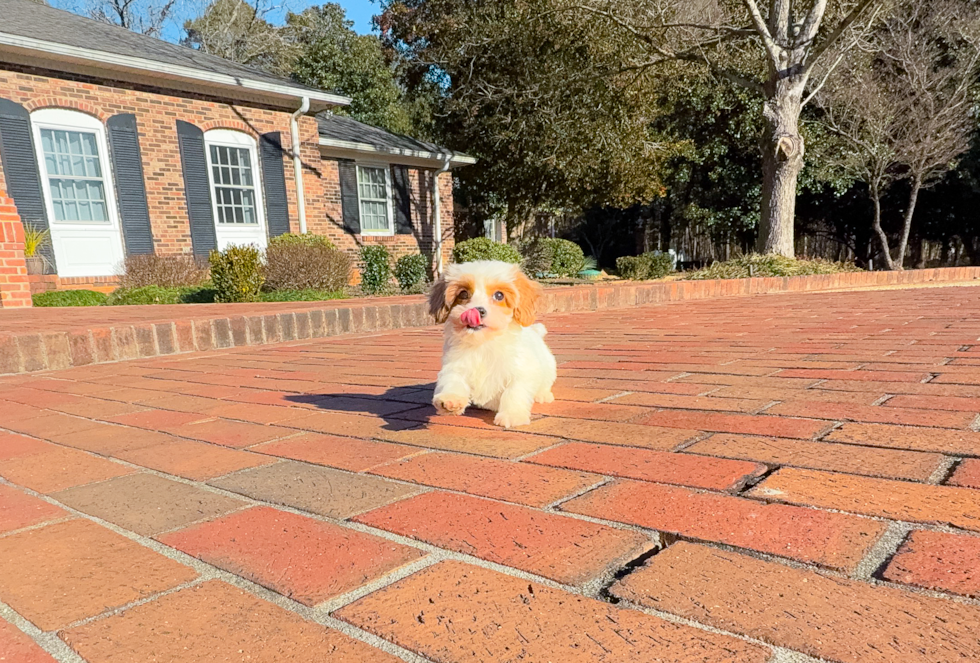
[{"x1": 460, "y1": 308, "x2": 482, "y2": 328}]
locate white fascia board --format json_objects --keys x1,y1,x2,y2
[
  {"x1": 318, "y1": 136, "x2": 477, "y2": 168},
  {"x1": 0, "y1": 32, "x2": 350, "y2": 108}
]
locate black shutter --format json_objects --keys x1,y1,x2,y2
[
  {"x1": 391, "y1": 165, "x2": 413, "y2": 235},
  {"x1": 106, "y1": 113, "x2": 154, "y2": 255},
  {"x1": 259, "y1": 131, "x2": 290, "y2": 238},
  {"x1": 175, "y1": 120, "x2": 217, "y2": 257},
  {"x1": 0, "y1": 98, "x2": 56, "y2": 270},
  {"x1": 338, "y1": 158, "x2": 360, "y2": 234}
]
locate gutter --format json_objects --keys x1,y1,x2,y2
[
  {"x1": 291, "y1": 97, "x2": 310, "y2": 233},
  {"x1": 318, "y1": 136, "x2": 477, "y2": 166},
  {"x1": 432, "y1": 153, "x2": 452, "y2": 276}
]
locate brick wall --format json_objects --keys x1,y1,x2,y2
[
  {"x1": 0, "y1": 190, "x2": 31, "y2": 308},
  {"x1": 0, "y1": 64, "x2": 455, "y2": 279}
]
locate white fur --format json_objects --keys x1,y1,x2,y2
[{"x1": 432, "y1": 261, "x2": 557, "y2": 428}]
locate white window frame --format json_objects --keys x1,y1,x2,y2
[
  {"x1": 203, "y1": 129, "x2": 267, "y2": 235},
  {"x1": 30, "y1": 108, "x2": 119, "y2": 228},
  {"x1": 355, "y1": 162, "x2": 394, "y2": 236}
]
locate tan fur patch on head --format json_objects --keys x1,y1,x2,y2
[
  {"x1": 428, "y1": 278, "x2": 451, "y2": 323},
  {"x1": 513, "y1": 269, "x2": 541, "y2": 326},
  {"x1": 429, "y1": 274, "x2": 475, "y2": 323},
  {"x1": 485, "y1": 281, "x2": 518, "y2": 313}
]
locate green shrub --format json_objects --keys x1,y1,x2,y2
[
  {"x1": 616, "y1": 251, "x2": 674, "y2": 281},
  {"x1": 359, "y1": 245, "x2": 392, "y2": 295},
  {"x1": 519, "y1": 238, "x2": 554, "y2": 276},
  {"x1": 106, "y1": 285, "x2": 216, "y2": 306},
  {"x1": 616, "y1": 256, "x2": 647, "y2": 280},
  {"x1": 394, "y1": 253, "x2": 429, "y2": 293},
  {"x1": 544, "y1": 238, "x2": 586, "y2": 277},
  {"x1": 209, "y1": 245, "x2": 264, "y2": 303},
  {"x1": 645, "y1": 252, "x2": 674, "y2": 279},
  {"x1": 120, "y1": 254, "x2": 209, "y2": 288},
  {"x1": 264, "y1": 240, "x2": 351, "y2": 292},
  {"x1": 683, "y1": 254, "x2": 862, "y2": 280},
  {"x1": 32, "y1": 289, "x2": 107, "y2": 307},
  {"x1": 258, "y1": 289, "x2": 347, "y2": 302},
  {"x1": 268, "y1": 232, "x2": 336, "y2": 249},
  {"x1": 452, "y1": 237, "x2": 521, "y2": 264}
]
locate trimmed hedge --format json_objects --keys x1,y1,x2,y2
[
  {"x1": 616, "y1": 251, "x2": 674, "y2": 281},
  {"x1": 32, "y1": 290, "x2": 107, "y2": 307},
  {"x1": 452, "y1": 237, "x2": 521, "y2": 264}
]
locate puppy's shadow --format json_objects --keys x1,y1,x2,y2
[{"x1": 283, "y1": 385, "x2": 496, "y2": 431}]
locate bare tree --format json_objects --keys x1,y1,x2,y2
[
  {"x1": 573, "y1": 0, "x2": 883, "y2": 256},
  {"x1": 818, "y1": 0, "x2": 980, "y2": 270},
  {"x1": 85, "y1": 0, "x2": 181, "y2": 38},
  {"x1": 183, "y1": 0, "x2": 297, "y2": 74}
]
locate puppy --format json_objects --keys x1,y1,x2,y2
[{"x1": 429, "y1": 260, "x2": 557, "y2": 428}]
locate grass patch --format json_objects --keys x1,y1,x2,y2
[
  {"x1": 106, "y1": 285, "x2": 216, "y2": 305},
  {"x1": 32, "y1": 290, "x2": 108, "y2": 307},
  {"x1": 258, "y1": 289, "x2": 347, "y2": 302},
  {"x1": 683, "y1": 254, "x2": 862, "y2": 280}
]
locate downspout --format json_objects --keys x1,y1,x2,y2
[
  {"x1": 290, "y1": 97, "x2": 310, "y2": 233},
  {"x1": 432, "y1": 153, "x2": 452, "y2": 276}
]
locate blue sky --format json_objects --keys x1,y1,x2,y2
[{"x1": 51, "y1": 0, "x2": 379, "y2": 42}]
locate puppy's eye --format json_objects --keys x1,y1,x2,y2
[
  {"x1": 493, "y1": 291, "x2": 505, "y2": 301},
  {"x1": 457, "y1": 290, "x2": 470, "y2": 301}
]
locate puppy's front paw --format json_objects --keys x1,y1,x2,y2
[
  {"x1": 494, "y1": 409, "x2": 531, "y2": 429},
  {"x1": 534, "y1": 390, "x2": 555, "y2": 404},
  {"x1": 434, "y1": 393, "x2": 468, "y2": 416}
]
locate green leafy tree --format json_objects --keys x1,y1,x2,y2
[
  {"x1": 286, "y1": 5, "x2": 416, "y2": 134},
  {"x1": 378, "y1": 0, "x2": 677, "y2": 236}
]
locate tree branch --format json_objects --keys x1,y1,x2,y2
[
  {"x1": 799, "y1": 0, "x2": 829, "y2": 45},
  {"x1": 801, "y1": 47, "x2": 848, "y2": 106},
  {"x1": 805, "y1": 0, "x2": 880, "y2": 72},
  {"x1": 740, "y1": 0, "x2": 782, "y2": 65}
]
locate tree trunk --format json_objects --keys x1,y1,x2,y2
[
  {"x1": 757, "y1": 78, "x2": 805, "y2": 257},
  {"x1": 869, "y1": 183, "x2": 897, "y2": 270},
  {"x1": 914, "y1": 238, "x2": 926, "y2": 270},
  {"x1": 892, "y1": 175, "x2": 922, "y2": 271}
]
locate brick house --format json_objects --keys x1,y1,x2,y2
[{"x1": 0, "y1": 0, "x2": 473, "y2": 292}]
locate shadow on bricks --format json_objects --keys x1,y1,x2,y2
[{"x1": 284, "y1": 385, "x2": 471, "y2": 430}]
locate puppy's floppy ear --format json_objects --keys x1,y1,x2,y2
[
  {"x1": 428, "y1": 276, "x2": 452, "y2": 323},
  {"x1": 513, "y1": 269, "x2": 541, "y2": 327}
]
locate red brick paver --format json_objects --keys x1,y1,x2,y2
[
  {"x1": 0, "y1": 618, "x2": 56, "y2": 663},
  {"x1": 159, "y1": 507, "x2": 425, "y2": 606},
  {"x1": 62, "y1": 580, "x2": 400, "y2": 662},
  {"x1": 354, "y1": 491, "x2": 651, "y2": 585},
  {"x1": 881, "y1": 529, "x2": 980, "y2": 598},
  {"x1": 562, "y1": 479, "x2": 885, "y2": 571},
  {"x1": 335, "y1": 560, "x2": 770, "y2": 663},
  {"x1": 3, "y1": 282, "x2": 980, "y2": 661},
  {"x1": 612, "y1": 541, "x2": 980, "y2": 663}
]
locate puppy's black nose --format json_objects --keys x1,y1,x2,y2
[{"x1": 475, "y1": 307, "x2": 487, "y2": 317}]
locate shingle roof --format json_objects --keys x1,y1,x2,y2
[
  {"x1": 0, "y1": 0, "x2": 343, "y2": 105},
  {"x1": 317, "y1": 114, "x2": 475, "y2": 165}
]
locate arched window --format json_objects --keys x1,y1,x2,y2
[
  {"x1": 204, "y1": 129, "x2": 267, "y2": 249},
  {"x1": 30, "y1": 108, "x2": 125, "y2": 277}
]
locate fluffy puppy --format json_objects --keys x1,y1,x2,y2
[{"x1": 429, "y1": 260, "x2": 557, "y2": 428}]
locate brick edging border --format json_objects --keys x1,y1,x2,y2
[{"x1": 2, "y1": 266, "x2": 979, "y2": 376}]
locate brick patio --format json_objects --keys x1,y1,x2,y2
[{"x1": 2, "y1": 283, "x2": 980, "y2": 662}]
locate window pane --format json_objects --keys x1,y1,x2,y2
[
  {"x1": 39, "y1": 127, "x2": 111, "y2": 223},
  {"x1": 209, "y1": 142, "x2": 259, "y2": 226}
]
